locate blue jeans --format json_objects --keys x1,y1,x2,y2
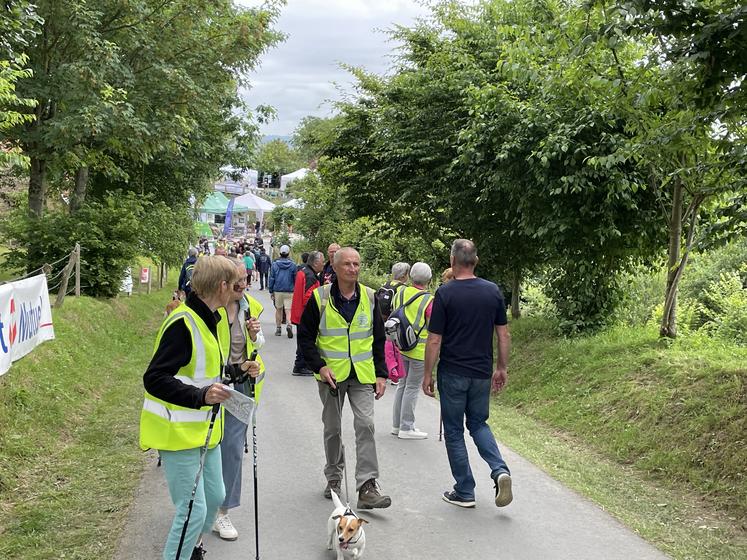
[{"x1": 438, "y1": 370, "x2": 510, "y2": 500}]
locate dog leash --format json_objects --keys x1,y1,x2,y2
[{"x1": 333, "y1": 385, "x2": 352, "y2": 504}]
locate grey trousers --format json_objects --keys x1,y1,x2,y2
[
  {"x1": 317, "y1": 376, "x2": 379, "y2": 491},
  {"x1": 391, "y1": 355, "x2": 425, "y2": 432}
]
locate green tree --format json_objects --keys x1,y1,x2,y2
[
  {"x1": 253, "y1": 138, "x2": 304, "y2": 188},
  {"x1": 292, "y1": 115, "x2": 342, "y2": 165}
]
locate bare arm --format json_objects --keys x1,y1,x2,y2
[
  {"x1": 492, "y1": 324, "x2": 511, "y2": 393},
  {"x1": 422, "y1": 332, "x2": 442, "y2": 397}
]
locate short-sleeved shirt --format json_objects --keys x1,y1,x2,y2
[
  {"x1": 243, "y1": 254, "x2": 255, "y2": 270},
  {"x1": 428, "y1": 277, "x2": 507, "y2": 379}
]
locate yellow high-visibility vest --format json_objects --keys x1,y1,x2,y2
[
  {"x1": 393, "y1": 286, "x2": 432, "y2": 360},
  {"x1": 313, "y1": 283, "x2": 376, "y2": 384},
  {"x1": 140, "y1": 304, "x2": 226, "y2": 451},
  {"x1": 217, "y1": 294, "x2": 267, "y2": 402}
]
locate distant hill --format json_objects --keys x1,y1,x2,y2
[{"x1": 261, "y1": 134, "x2": 292, "y2": 145}]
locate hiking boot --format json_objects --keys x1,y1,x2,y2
[
  {"x1": 286, "y1": 324, "x2": 293, "y2": 338},
  {"x1": 190, "y1": 543, "x2": 207, "y2": 560},
  {"x1": 494, "y1": 472, "x2": 513, "y2": 507},
  {"x1": 398, "y1": 428, "x2": 428, "y2": 440},
  {"x1": 391, "y1": 426, "x2": 400, "y2": 435},
  {"x1": 442, "y1": 490, "x2": 476, "y2": 508},
  {"x1": 324, "y1": 479, "x2": 341, "y2": 499},
  {"x1": 357, "y1": 479, "x2": 391, "y2": 509},
  {"x1": 212, "y1": 513, "x2": 238, "y2": 540},
  {"x1": 275, "y1": 326, "x2": 281, "y2": 336}
]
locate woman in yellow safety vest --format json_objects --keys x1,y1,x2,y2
[
  {"x1": 391, "y1": 262, "x2": 434, "y2": 440},
  {"x1": 140, "y1": 255, "x2": 256, "y2": 560},
  {"x1": 212, "y1": 257, "x2": 267, "y2": 541}
]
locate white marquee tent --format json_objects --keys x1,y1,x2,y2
[
  {"x1": 232, "y1": 191, "x2": 276, "y2": 223},
  {"x1": 280, "y1": 168, "x2": 310, "y2": 191}
]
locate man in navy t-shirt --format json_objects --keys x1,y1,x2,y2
[{"x1": 423, "y1": 238, "x2": 513, "y2": 509}]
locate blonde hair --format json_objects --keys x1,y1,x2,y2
[
  {"x1": 190, "y1": 256, "x2": 242, "y2": 297},
  {"x1": 441, "y1": 267, "x2": 454, "y2": 284}
]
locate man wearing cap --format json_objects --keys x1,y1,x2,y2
[{"x1": 269, "y1": 244, "x2": 298, "y2": 338}]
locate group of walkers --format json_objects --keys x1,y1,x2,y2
[{"x1": 144, "y1": 237, "x2": 513, "y2": 560}]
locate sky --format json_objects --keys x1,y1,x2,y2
[{"x1": 239, "y1": 0, "x2": 431, "y2": 137}]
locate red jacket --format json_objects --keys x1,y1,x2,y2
[{"x1": 291, "y1": 266, "x2": 320, "y2": 324}]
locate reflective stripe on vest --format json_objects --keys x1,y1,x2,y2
[
  {"x1": 395, "y1": 286, "x2": 432, "y2": 360},
  {"x1": 313, "y1": 283, "x2": 376, "y2": 384},
  {"x1": 139, "y1": 305, "x2": 225, "y2": 451}
]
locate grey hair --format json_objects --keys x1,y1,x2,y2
[
  {"x1": 410, "y1": 262, "x2": 432, "y2": 286},
  {"x1": 451, "y1": 239, "x2": 478, "y2": 267},
  {"x1": 308, "y1": 250, "x2": 324, "y2": 266},
  {"x1": 333, "y1": 247, "x2": 359, "y2": 266},
  {"x1": 188, "y1": 247, "x2": 198, "y2": 257},
  {"x1": 391, "y1": 262, "x2": 410, "y2": 281}
]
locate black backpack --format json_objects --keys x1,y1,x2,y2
[
  {"x1": 375, "y1": 281, "x2": 402, "y2": 321},
  {"x1": 384, "y1": 290, "x2": 430, "y2": 351}
]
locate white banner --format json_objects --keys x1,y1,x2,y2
[{"x1": 0, "y1": 274, "x2": 55, "y2": 377}]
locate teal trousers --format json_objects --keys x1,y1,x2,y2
[{"x1": 160, "y1": 446, "x2": 225, "y2": 560}]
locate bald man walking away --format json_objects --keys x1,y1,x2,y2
[{"x1": 422, "y1": 239, "x2": 513, "y2": 509}]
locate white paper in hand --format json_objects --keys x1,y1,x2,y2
[{"x1": 223, "y1": 387, "x2": 256, "y2": 425}]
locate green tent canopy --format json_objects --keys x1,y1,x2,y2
[{"x1": 197, "y1": 191, "x2": 249, "y2": 214}]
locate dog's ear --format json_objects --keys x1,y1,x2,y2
[{"x1": 357, "y1": 518, "x2": 369, "y2": 525}]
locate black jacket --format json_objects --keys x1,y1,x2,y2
[
  {"x1": 297, "y1": 281, "x2": 387, "y2": 380},
  {"x1": 143, "y1": 292, "x2": 222, "y2": 408}
]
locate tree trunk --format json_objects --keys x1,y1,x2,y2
[
  {"x1": 511, "y1": 270, "x2": 521, "y2": 319},
  {"x1": 69, "y1": 166, "x2": 89, "y2": 214},
  {"x1": 660, "y1": 180, "x2": 683, "y2": 338},
  {"x1": 28, "y1": 157, "x2": 47, "y2": 218}
]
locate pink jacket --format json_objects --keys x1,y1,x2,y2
[{"x1": 385, "y1": 340, "x2": 406, "y2": 381}]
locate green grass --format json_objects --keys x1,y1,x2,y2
[
  {"x1": 0, "y1": 286, "x2": 171, "y2": 559},
  {"x1": 489, "y1": 317, "x2": 747, "y2": 559}
]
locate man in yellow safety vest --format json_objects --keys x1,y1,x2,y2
[{"x1": 297, "y1": 247, "x2": 391, "y2": 509}]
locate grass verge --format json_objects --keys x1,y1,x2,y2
[
  {"x1": 0, "y1": 286, "x2": 171, "y2": 559},
  {"x1": 490, "y1": 317, "x2": 747, "y2": 559}
]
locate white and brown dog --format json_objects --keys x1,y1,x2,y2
[{"x1": 327, "y1": 490, "x2": 368, "y2": 559}]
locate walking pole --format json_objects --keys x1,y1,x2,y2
[
  {"x1": 249, "y1": 374, "x2": 260, "y2": 560},
  {"x1": 439, "y1": 411, "x2": 443, "y2": 442},
  {"x1": 175, "y1": 403, "x2": 221, "y2": 560}
]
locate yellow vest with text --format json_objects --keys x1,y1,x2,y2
[
  {"x1": 217, "y1": 294, "x2": 267, "y2": 403},
  {"x1": 140, "y1": 304, "x2": 226, "y2": 451},
  {"x1": 393, "y1": 286, "x2": 432, "y2": 361},
  {"x1": 313, "y1": 283, "x2": 376, "y2": 384}
]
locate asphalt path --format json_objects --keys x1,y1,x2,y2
[{"x1": 114, "y1": 284, "x2": 669, "y2": 560}]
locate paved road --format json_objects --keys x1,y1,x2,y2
[{"x1": 115, "y1": 285, "x2": 669, "y2": 560}]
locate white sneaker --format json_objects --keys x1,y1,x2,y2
[
  {"x1": 212, "y1": 514, "x2": 238, "y2": 540},
  {"x1": 398, "y1": 428, "x2": 428, "y2": 439},
  {"x1": 391, "y1": 426, "x2": 400, "y2": 435}
]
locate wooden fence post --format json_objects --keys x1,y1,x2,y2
[
  {"x1": 74, "y1": 243, "x2": 80, "y2": 297},
  {"x1": 55, "y1": 247, "x2": 77, "y2": 308}
]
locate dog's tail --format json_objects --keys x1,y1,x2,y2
[{"x1": 330, "y1": 489, "x2": 345, "y2": 510}]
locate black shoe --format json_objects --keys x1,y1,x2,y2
[
  {"x1": 275, "y1": 326, "x2": 281, "y2": 336},
  {"x1": 324, "y1": 479, "x2": 341, "y2": 499},
  {"x1": 357, "y1": 479, "x2": 391, "y2": 509},
  {"x1": 494, "y1": 472, "x2": 513, "y2": 507},
  {"x1": 442, "y1": 490, "x2": 476, "y2": 508},
  {"x1": 190, "y1": 543, "x2": 207, "y2": 560},
  {"x1": 286, "y1": 324, "x2": 293, "y2": 338}
]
